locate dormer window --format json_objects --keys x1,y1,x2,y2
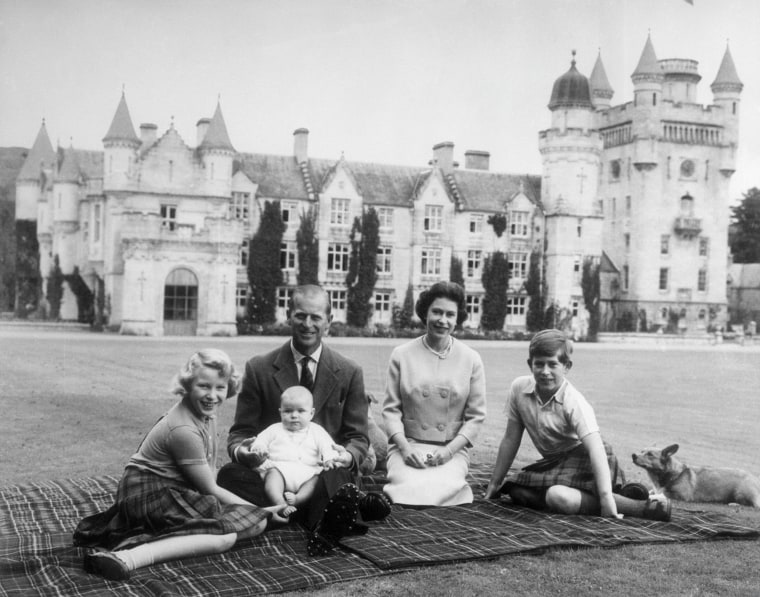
[
  {"x1": 424, "y1": 205, "x2": 442, "y2": 232},
  {"x1": 680, "y1": 193, "x2": 694, "y2": 216}
]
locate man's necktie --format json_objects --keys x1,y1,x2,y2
[{"x1": 300, "y1": 356, "x2": 314, "y2": 391}]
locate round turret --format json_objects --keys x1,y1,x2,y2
[{"x1": 548, "y1": 52, "x2": 593, "y2": 110}]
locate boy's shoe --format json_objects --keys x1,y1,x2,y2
[
  {"x1": 618, "y1": 482, "x2": 650, "y2": 501},
  {"x1": 84, "y1": 550, "x2": 131, "y2": 580},
  {"x1": 643, "y1": 496, "x2": 672, "y2": 522}
]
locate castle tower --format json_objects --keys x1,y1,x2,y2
[
  {"x1": 15, "y1": 120, "x2": 56, "y2": 221},
  {"x1": 102, "y1": 92, "x2": 140, "y2": 191},
  {"x1": 198, "y1": 101, "x2": 235, "y2": 197},
  {"x1": 539, "y1": 52, "x2": 604, "y2": 316},
  {"x1": 711, "y1": 44, "x2": 743, "y2": 173},
  {"x1": 589, "y1": 52, "x2": 614, "y2": 111}
]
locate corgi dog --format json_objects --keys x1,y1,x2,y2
[{"x1": 632, "y1": 444, "x2": 760, "y2": 508}]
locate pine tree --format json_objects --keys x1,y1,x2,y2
[
  {"x1": 14, "y1": 220, "x2": 39, "y2": 317},
  {"x1": 296, "y1": 205, "x2": 319, "y2": 285},
  {"x1": 393, "y1": 284, "x2": 415, "y2": 330},
  {"x1": 47, "y1": 254, "x2": 64, "y2": 320},
  {"x1": 480, "y1": 251, "x2": 510, "y2": 331},
  {"x1": 248, "y1": 200, "x2": 286, "y2": 325},
  {"x1": 346, "y1": 207, "x2": 379, "y2": 327},
  {"x1": 730, "y1": 187, "x2": 760, "y2": 263},
  {"x1": 525, "y1": 249, "x2": 544, "y2": 331},
  {"x1": 450, "y1": 255, "x2": 464, "y2": 287}
]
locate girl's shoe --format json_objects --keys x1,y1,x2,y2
[
  {"x1": 84, "y1": 550, "x2": 131, "y2": 580},
  {"x1": 643, "y1": 496, "x2": 672, "y2": 522}
]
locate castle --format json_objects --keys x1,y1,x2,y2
[{"x1": 14, "y1": 35, "x2": 741, "y2": 336}]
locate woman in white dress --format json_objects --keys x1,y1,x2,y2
[{"x1": 382, "y1": 281, "x2": 486, "y2": 506}]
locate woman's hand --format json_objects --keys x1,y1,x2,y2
[
  {"x1": 425, "y1": 446, "x2": 453, "y2": 467},
  {"x1": 401, "y1": 446, "x2": 428, "y2": 468}
]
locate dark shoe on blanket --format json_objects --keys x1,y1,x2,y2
[
  {"x1": 84, "y1": 550, "x2": 131, "y2": 580},
  {"x1": 316, "y1": 483, "x2": 360, "y2": 538},
  {"x1": 617, "y1": 482, "x2": 650, "y2": 501},
  {"x1": 359, "y1": 491, "x2": 392, "y2": 522},
  {"x1": 643, "y1": 496, "x2": 672, "y2": 522}
]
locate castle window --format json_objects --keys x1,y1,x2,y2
[
  {"x1": 232, "y1": 192, "x2": 251, "y2": 224},
  {"x1": 327, "y1": 243, "x2": 350, "y2": 272},
  {"x1": 660, "y1": 235, "x2": 670, "y2": 255},
  {"x1": 610, "y1": 160, "x2": 621, "y2": 180},
  {"x1": 467, "y1": 250, "x2": 482, "y2": 278},
  {"x1": 466, "y1": 295, "x2": 481, "y2": 318},
  {"x1": 680, "y1": 193, "x2": 694, "y2": 215},
  {"x1": 624, "y1": 233, "x2": 630, "y2": 252},
  {"x1": 169, "y1": 160, "x2": 173, "y2": 182},
  {"x1": 378, "y1": 207, "x2": 394, "y2": 229},
  {"x1": 659, "y1": 268, "x2": 669, "y2": 291},
  {"x1": 280, "y1": 242, "x2": 296, "y2": 271},
  {"x1": 236, "y1": 286, "x2": 248, "y2": 308},
  {"x1": 424, "y1": 205, "x2": 443, "y2": 232},
  {"x1": 330, "y1": 198, "x2": 350, "y2": 226},
  {"x1": 469, "y1": 214, "x2": 484, "y2": 234},
  {"x1": 421, "y1": 247, "x2": 441, "y2": 276},
  {"x1": 652, "y1": 93, "x2": 657, "y2": 106},
  {"x1": 509, "y1": 252, "x2": 529, "y2": 280},
  {"x1": 733, "y1": 102, "x2": 737, "y2": 115},
  {"x1": 573, "y1": 255, "x2": 582, "y2": 284},
  {"x1": 239, "y1": 241, "x2": 249, "y2": 266},
  {"x1": 376, "y1": 246, "x2": 392, "y2": 275},
  {"x1": 281, "y1": 201, "x2": 298, "y2": 226},
  {"x1": 160, "y1": 204, "x2": 177, "y2": 231},
  {"x1": 623, "y1": 265, "x2": 629, "y2": 291},
  {"x1": 374, "y1": 292, "x2": 391, "y2": 314},
  {"x1": 698, "y1": 268, "x2": 707, "y2": 292},
  {"x1": 625, "y1": 196, "x2": 631, "y2": 216},
  {"x1": 576, "y1": 219, "x2": 582, "y2": 238},
  {"x1": 571, "y1": 298, "x2": 580, "y2": 317},
  {"x1": 509, "y1": 210, "x2": 529, "y2": 236},
  {"x1": 699, "y1": 237, "x2": 709, "y2": 257},
  {"x1": 328, "y1": 289, "x2": 346, "y2": 311},
  {"x1": 93, "y1": 204, "x2": 102, "y2": 242},
  {"x1": 507, "y1": 296, "x2": 527, "y2": 316},
  {"x1": 277, "y1": 287, "x2": 293, "y2": 309}
]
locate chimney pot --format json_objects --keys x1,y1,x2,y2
[
  {"x1": 294, "y1": 128, "x2": 309, "y2": 163},
  {"x1": 196, "y1": 117, "x2": 211, "y2": 146},
  {"x1": 432, "y1": 141, "x2": 455, "y2": 172},
  {"x1": 464, "y1": 150, "x2": 490, "y2": 171}
]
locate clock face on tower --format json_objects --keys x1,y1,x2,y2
[{"x1": 680, "y1": 159, "x2": 695, "y2": 178}]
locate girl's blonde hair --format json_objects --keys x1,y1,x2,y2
[{"x1": 171, "y1": 349, "x2": 241, "y2": 398}]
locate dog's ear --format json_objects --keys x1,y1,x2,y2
[{"x1": 662, "y1": 444, "x2": 679, "y2": 459}]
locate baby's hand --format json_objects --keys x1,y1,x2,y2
[{"x1": 322, "y1": 458, "x2": 337, "y2": 470}]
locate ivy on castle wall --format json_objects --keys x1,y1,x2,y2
[
  {"x1": 296, "y1": 205, "x2": 319, "y2": 285},
  {"x1": 581, "y1": 256, "x2": 601, "y2": 340},
  {"x1": 47, "y1": 254, "x2": 64, "y2": 320},
  {"x1": 449, "y1": 256, "x2": 464, "y2": 288},
  {"x1": 480, "y1": 251, "x2": 510, "y2": 331},
  {"x1": 346, "y1": 207, "x2": 379, "y2": 328},
  {"x1": 393, "y1": 283, "x2": 416, "y2": 330},
  {"x1": 525, "y1": 249, "x2": 545, "y2": 332},
  {"x1": 487, "y1": 213, "x2": 507, "y2": 237},
  {"x1": 0, "y1": 200, "x2": 15, "y2": 311},
  {"x1": 248, "y1": 200, "x2": 286, "y2": 325}
]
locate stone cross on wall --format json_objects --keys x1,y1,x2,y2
[{"x1": 137, "y1": 271, "x2": 147, "y2": 302}]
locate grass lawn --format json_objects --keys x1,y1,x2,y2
[{"x1": 2, "y1": 329, "x2": 760, "y2": 596}]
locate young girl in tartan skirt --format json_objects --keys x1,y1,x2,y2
[
  {"x1": 74, "y1": 349, "x2": 285, "y2": 581},
  {"x1": 485, "y1": 330, "x2": 671, "y2": 522}
]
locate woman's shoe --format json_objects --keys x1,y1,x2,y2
[{"x1": 84, "y1": 550, "x2": 131, "y2": 580}]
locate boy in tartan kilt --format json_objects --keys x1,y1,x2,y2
[{"x1": 485, "y1": 330, "x2": 670, "y2": 522}]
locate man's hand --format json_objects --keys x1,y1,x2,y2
[
  {"x1": 236, "y1": 438, "x2": 268, "y2": 468},
  {"x1": 331, "y1": 444, "x2": 354, "y2": 469}
]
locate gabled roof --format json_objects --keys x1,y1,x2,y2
[
  {"x1": 103, "y1": 93, "x2": 140, "y2": 145},
  {"x1": 199, "y1": 102, "x2": 235, "y2": 152},
  {"x1": 589, "y1": 52, "x2": 614, "y2": 99},
  {"x1": 600, "y1": 250, "x2": 620, "y2": 274},
  {"x1": 235, "y1": 153, "x2": 307, "y2": 200},
  {"x1": 711, "y1": 44, "x2": 743, "y2": 92},
  {"x1": 451, "y1": 170, "x2": 542, "y2": 212},
  {"x1": 17, "y1": 121, "x2": 56, "y2": 181},
  {"x1": 632, "y1": 34, "x2": 662, "y2": 78}
]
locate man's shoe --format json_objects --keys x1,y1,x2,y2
[
  {"x1": 359, "y1": 491, "x2": 392, "y2": 522},
  {"x1": 643, "y1": 496, "x2": 672, "y2": 522},
  {"x1": 316, "y1": 483, "x2": 360, "y2": 537}
]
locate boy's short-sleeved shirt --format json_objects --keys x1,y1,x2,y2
[{"x1": 507, "y1": 375, "x2": 599, "y2": 458}]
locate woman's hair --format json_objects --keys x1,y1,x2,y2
[
  {"x1": 171, "y1": 349, "x2": 241, "y2": 399},
  {"x1": 528, "y1": 329, "x2": 573, "y2": 365},
  {"x1": 414, "y1": 280, "x2": 468, "y2": 325}
]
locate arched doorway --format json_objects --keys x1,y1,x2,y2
[{"x1": 163, "y1": 268, "x2": 198, "y2": 336}]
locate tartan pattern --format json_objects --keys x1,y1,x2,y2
[
  {"x1": 73, "y1": 468, "x2": 271, "y2": 550},
  {"x1": 1, "y1": 466, "x2": 758, "y2": 596}
]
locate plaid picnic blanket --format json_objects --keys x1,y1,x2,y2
[{"x1": 1, "y1": 466, "x2": 758, "y2": 596}]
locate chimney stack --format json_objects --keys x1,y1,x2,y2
[
  {"x1": 196, "y1": 117, "x2": 210, "y2": 146},
  {"x1": 294, "y1": 128, "x2": 309, "y2": 163},
  {"x1": 140, "y1": 123, "x2": 158, "y2": 149},
  {"x1": 432, "y1": 141, "x2": 455, "y2": 172},
  {"x1": 464, "y1": 150, "x2": 490, "y2": 171}
]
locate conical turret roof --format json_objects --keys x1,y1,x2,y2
[
  {"x1": 711, "y1": 44, "x2": 743, "y2": 92},
  {"x1": 17, "y1": 120, "x2": 56, "y2": 181},
  {"x1": 103, "y1": 92, "x2": 140, "y2": 145},
  {"x1": 632, "y1": 34, "x2": 662, "y2": 78},
  {"x1": 548, "y1": 52, "x2": 592, "y2": 110},
  {"x1": 56, "y1": 147, "x2": 80, "y2": 183},
  {"x1": 589, "y1": 52, "x2": 614, "y2": 99},
  {"x1": 199, "y1": 102, "x2": 234, "y2": 152}
]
